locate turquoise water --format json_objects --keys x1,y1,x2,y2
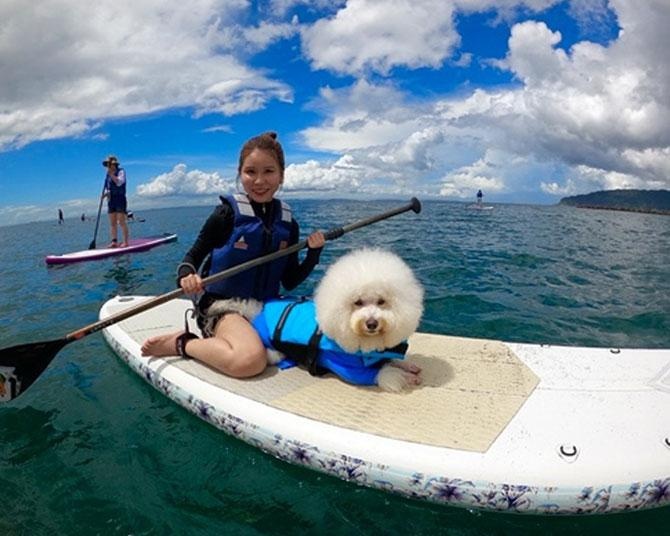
[{"x1": 1, "y1": 200, "x2": 668, "y2": 535}]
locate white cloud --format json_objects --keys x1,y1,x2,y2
[
  {"x1": 301, "y1": 80, "x2": 432, "y2": 151},
  {"x1": 0, "y1": 0, "x2": 292, "y2": 150},
  {"x1": 137, "y1": 163, "x2": 234, "y2": 197},
  {"x1": 202, "y1": 124, "x2": 234, "y2": 133},
  {"x1": 298, "y1": 0, "x2": 670, "y2": 199},
  {"x1": 2, "y1": 0, "x2": 669, "y2": 212},
  {"x1": 284, "y1": 153, "x2": 419, "y2": 196},
  {"x1": 241, "y1": 20, "x2": 299, "y2": 50},
  {"x1": 541, "y1": 164, "x2": 647, "y2": 196},
  {"x1": 301, "y1": 0, "x2": 460, "y2": 75},
  {"x1": 0, "y1": 204, "x2": 54, "y2": 227},
  {"x1": 299, "y1": 0, "x2": 565, "y2": 77},
  {"x1": 285, "y1": 157, "x2": 362, "y2": 191},
  {"x1": 439, "y1": 154, "x2": 506, "y2": 198}
]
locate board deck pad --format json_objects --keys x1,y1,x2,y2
[{"x1": 113, "y1": 299, "x2": 539, "y2": 452}]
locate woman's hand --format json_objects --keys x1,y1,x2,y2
[
  {"x1": 180, "y1": 273, "x2": 204, "y2": 295},
  {"x1": 307, "y1": 230, "x2": 325, "y2": 249}
]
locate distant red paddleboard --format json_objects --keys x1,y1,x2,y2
[{"x1": 45, "y1": 233, "x2": 177, "y2": 265}]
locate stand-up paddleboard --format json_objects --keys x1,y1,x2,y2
[
  {"x1": 100, "y1": 296, "x2": 670, "y2": 515},
  {"x1": 46, "y1": 233, "x2": 177, "y2": 265},
  {"x1": 467, "y1": 204, "x2": 494, "y2": 211}
]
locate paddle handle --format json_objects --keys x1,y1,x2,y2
[
  {"x1": 323, "y1": 196, "x2": 421, "y2": 240},
  {"x1": 67, "y1": 197, "x2": 422, "y2": 341}
]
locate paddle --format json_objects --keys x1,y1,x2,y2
[
  {"x1": 0, "y1": 198, "x2": 421, "y2": 402},
  {"x1": 88, "y1": 179, "x2": 107, "y2": 249}
]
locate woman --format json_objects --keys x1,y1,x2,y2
[
  {"x1": 141, "y1": 132, "x2": 325, "y2": 378},
  {"x1": 102, "y1": 155, "x2": 129, "y2": 247}
]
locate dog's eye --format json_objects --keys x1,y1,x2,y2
[
  {"x1": 377, "y1": 298, "x2": 386, "y2": 306},
  {"x1": 354, "y1": 299, "x2": 363, "y2": 307}
]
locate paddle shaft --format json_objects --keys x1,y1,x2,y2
[
  {"x1": 89, "y1": 179, "x2": 107, "y2": 249},
  {"x1": 67, "y1": 197, "x2": 422, "y2": 342}
]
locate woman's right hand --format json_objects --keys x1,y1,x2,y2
[
  {"x1": 180, "y1": 273, "x2": 204, "y2": 295},
  {"x1": 306, "y1": 230, "x2": 325, "y2": 249}
]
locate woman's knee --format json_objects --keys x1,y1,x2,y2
[
  {"x1": 227, "y1": 347, "x2": 266, "y2": 377},
  {"x1": 211, "y1": 314, "x2": 266, "y2": 377}
]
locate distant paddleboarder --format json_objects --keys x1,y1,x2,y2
[
  {"x1": 126, "y1": 211, "x2": 145, "y2": 223},
  {"x1": 58, "y1": 208, "x2": 64, "y2": 224},
  {"x1": 476, "y1": 189, "x2": 483, "y2": 206}
]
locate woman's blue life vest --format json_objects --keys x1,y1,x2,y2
[
  {"x1": 106, "y1": 168, "x2": 126, "y2": 198},
  {"x1": 205, "y1": 194, "x2": 293, "y2": 300},
  {"x1": 252, "y1": 298, "x2": 408, "y2": 386}
]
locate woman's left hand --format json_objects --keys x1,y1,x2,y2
[{"x1": 307, "y1": 230, "x2": 325, "y2": 249}]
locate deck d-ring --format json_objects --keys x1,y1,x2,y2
[
  {"x1": 664, "y1": 437, "x2": 670, "y2": 449},
  {"x1": 609, "y1": 348, "x2": 621, "y2": 354},
  {"x1": 558, "y1": 444, "x2": 579, "y2": 462}
]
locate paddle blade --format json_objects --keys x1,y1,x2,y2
[
  {"x1": 88, "y1": 239, "x2": 96, "y2": 250},
  {"x1": 0, "y1": 338, "x2": 70, "y2": 402}
]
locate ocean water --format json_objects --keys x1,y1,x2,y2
[{"x1": 0, "y1": 199, "x2": 668, "y2": 535}]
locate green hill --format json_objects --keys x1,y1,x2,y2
[{"x1": 559, "y1": 189, "x2": 670, "y2": 215}]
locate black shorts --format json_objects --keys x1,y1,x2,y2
[{"x1": 108, "y1": 196, "x2": 127, "y2": 214}]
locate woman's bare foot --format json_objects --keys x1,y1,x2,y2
[
  {"x1": 141, "y1": 332, "x2": 182, "y2": 357},
  {"x1": 119, "y1": 242, "x2": 129, "y2": 248}
]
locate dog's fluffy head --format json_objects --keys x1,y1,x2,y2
[{"x1": 314, "y1": 248, "x2": 424, "y2": 353}]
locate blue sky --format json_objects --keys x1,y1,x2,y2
[{"x1": 1, "y1": 0, "x2": 669, "y2": 225}]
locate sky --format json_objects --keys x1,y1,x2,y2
[{"x1": 1, "y1": 0, "x2": 669, "y2": 226}]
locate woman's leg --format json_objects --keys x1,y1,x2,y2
[
  {"x1": 141, "y1": 314, "x2": 267, "y2": 378},
  {"x1": 119, "y1": 213, "x2": 129, "y2": 247},
  {"x1": 108, "y1": 212, "x2": 118, "y2": 246}
]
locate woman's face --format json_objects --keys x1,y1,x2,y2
[{"x1": 240, "y1": 148, "x2": 283, "y2": 203}]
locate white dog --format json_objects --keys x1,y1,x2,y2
[{"x1": 257, "y1": 248, "x2": 424, "y2": 391}]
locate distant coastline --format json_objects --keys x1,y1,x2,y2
[{"x1": 559, "y1": 189, "x2": 670, "y2": 215}]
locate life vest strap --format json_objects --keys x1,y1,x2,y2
[
  {"x1": 271, "y1": 298, "x2": 327, "y2": 376},
  {"x1": 387, "y1": 341, "x2": 409, "y2": 356},
  {"x1": 306, "y1": 328, "x2": 324, "y2": 376}
]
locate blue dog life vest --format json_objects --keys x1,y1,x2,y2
[
  {"x1": 252, "y1": 298, "x2": 408, "y2": 386},
  {"x1": 205, "y1": 194, "x2": 293, "y2": 300}
]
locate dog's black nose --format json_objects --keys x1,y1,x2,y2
[{"x1": 365, "y1": 318, "x2": 379, "y2": 331}]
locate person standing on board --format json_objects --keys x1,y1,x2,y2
[
  {"x1": 102, "y1": 155, "x2": 129, "y2": 248},
  {"x1": 141, "y1": 131, "x2": 326, "y2": 378},
  {"x1": 476, "y1": 189, "x2": 483, "y2": 206},
  {"x1": 58, "y1": 208, "x2": 64, "y2": 224}
]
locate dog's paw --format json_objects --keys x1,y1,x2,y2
[
  {"x1": 265, "y1": 349, "x2": 285, "y2": 365},
  {"x1": 376, "y1": 362, "x2": 421, "y2": 392}
]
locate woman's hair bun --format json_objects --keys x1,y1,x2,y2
[{"x1": 238, "y1": 131, "x2": 285, "y2": 173}]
